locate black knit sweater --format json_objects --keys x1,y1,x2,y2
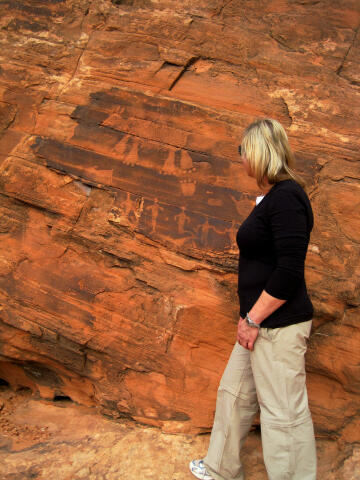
[{"x1": 236, "y1": 179, "x2": 314, "y2": 328}]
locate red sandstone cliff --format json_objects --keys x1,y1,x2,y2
[{"x1": 0, "y1": 0, "x2": 359, "y2": 466}]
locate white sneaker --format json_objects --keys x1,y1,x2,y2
[{"x1": 189, "y1": 459, "x2": 215, "y2": 480}]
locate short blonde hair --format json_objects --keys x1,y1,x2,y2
[{"x1": 241, "y1": 118, "x2": 305, "y2": 188}]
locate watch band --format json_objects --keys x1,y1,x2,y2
[{"x1": 245, "y1": 313, "x2": 261, "y2": 329}]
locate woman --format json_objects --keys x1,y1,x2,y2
[{"x1": 189, "y1": 118, "x2": 317, "y2": 480}]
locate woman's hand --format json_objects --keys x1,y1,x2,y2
[{"x1": 237, "y1": 316, "x2": 259, "y2": 351}]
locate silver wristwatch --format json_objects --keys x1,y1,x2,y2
[{"x1": 245, "y1": 313, "x2": 260, "y2": 329}]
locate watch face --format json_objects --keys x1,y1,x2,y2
[{"x1": 246, "y1": 316, "x2": 259, "y2": 328}]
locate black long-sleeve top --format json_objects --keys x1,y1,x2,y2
[{"x1": 236, "y1": 179, "x2": 314, "y2": 328}]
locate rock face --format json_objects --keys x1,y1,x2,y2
[{"x1": 0, "y1": 0, "x2": 359, "y2": 454}]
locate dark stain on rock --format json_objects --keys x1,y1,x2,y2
[
  {"x1": 71, "y1": 106, "x2": 108, "y2": 127},
  {"x1": 168, "y1": 411, "x2": 190, "y2": 421},
  {"x1": 31, "y1": 136, "x2": 250, "y2": 224},
  {"x1": 111, "y1": 0, "x2": 135, "y2": 5},
  {"x1": 4, "y1": 1, "x2": 66, "y2": 17},
  {"x1": 0, "y1": 103, "x2": 17, "y2": 131},
  {"x1": 7, "y1": 18, "x2": 46, "y2": 33},
  {"x1": 23, "y1": 362, "x2": 63, "y2": 387},
  {"x1": 89, "y1": 90, "x2": 132, "y2": 110}
]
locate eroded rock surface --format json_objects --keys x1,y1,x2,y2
[
  {"x1": 0, "y1": 0, "x2": 359, "y2": 470},
  {"x1": 0, "y1": 385, "x2": 356, "y2": 480}
]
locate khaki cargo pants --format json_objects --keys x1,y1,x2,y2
[{"x1": 203, "y1": 320, "x2": 317, "y2": 480}]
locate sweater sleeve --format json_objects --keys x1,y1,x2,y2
[{"x1": 264, "y1": 189, "x2": 310, "y2": 300}]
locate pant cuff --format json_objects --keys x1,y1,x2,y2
[{"x1": 203, "y1": 460, "x2": 245, "y2": 480}]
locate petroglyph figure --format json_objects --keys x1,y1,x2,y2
[
  {"x1": 162, "y1": 150, "x2": 195, "y2": 175},
  {"x1": 122, "y1": 192, "x2": 134, "y2": 217},
  {"x1": 114, "y1": 136, "x2": 137, "y2": 166},
  {"x1": 162, "y1": 150, "x2": 177, "y2": 174},
  {"x1": 199, "y1": 217, "x2": 211, "y2": 245},
  {"x1": 180, "y1": 179, "x2": 197, "y2": 196},
  {"x1": 179, "y1": 150, "x2": 193, "y2": 170},
  {"x1": 146, "y1": 198, "x2": 164, "y2": 233},
  {"x1": 224, "y1": 220, "x2": 240, "y2": 251},
  {"x1": 194, "y1": 216, "x2": 236, "y2": 249},
  {"x1": 174, "y1": 206, "x2": 191, "y2": 234},
  {"x1": 109, "y1": 192, "x2": 138, "y2": 228}
]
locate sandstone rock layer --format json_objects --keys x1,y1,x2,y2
[{"x1": 0, "y1": 0, "x2": 359, "y2": 459}]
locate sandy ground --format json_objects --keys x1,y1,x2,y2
[{"x1": 0, "y1": 384, "x2": 356, "y2": 480}]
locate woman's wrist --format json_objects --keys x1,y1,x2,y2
[
  {"x1": 245, "y1": 313, "x2": 261, "y2": 328},
  {"x1": 247, "y1": 311, "x2": 262, "y2": 325}
]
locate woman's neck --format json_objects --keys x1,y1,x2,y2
[{"x1": 260, "y1": 178, "x2": 272, "y2": 194}]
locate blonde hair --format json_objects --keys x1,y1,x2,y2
[{"x1": 241, "y1": 118, "x2": 305, "y2": 188}]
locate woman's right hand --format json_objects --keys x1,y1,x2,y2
[{"x1": 237, "y1": 316, "x2": 259, "y2": 351}]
